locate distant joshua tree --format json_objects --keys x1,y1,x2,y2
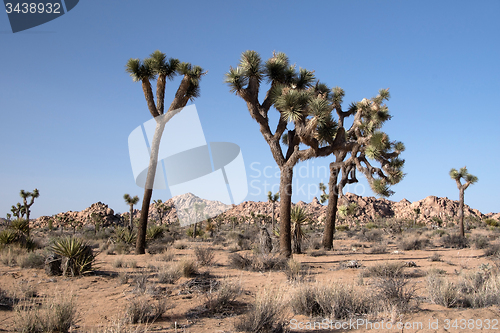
[
  {"x1": 153, "y1": 199, "x2": 172, "y2": 224},
  {"x1": 123, "y1": 194, "x2": 140, "y2": 231},
  {"x1": 126, "y1": 50, "x2": 205, "y2": 254},
  {"x1": 11, "y1": 189, "x2": 40, "y2": 237},
  {"x1": 450, "y1": 167, "x2": 478, "y2": 237},
  {"x1": 267, "y1": 191, "x2": 279, "y2": 232}
]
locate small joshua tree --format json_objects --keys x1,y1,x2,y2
[
  {"x1": 13, "y1": 189, "x2": 40, "y2": 237},
  {"x1": 290, "y1": 205, "x2": 309, "y2": 254},
  {"x1": 267, "y1": 191, "x2": 280, "y2": 232},
  {"x1": 449, "y1": 167, "x2": 478, "y2": 237},
  {"x1": 153, "y1": 199, "x2": 172, "y2": 225},
  {"x1": 123, "y1": 194, "x2": 140, "y2": 231}
]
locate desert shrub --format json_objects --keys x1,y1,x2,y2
[
  {"x1": 0, "y1": 288, "x2": 16, "y2": 310},
  {"x1": 186, "y1": 226, "x2": 204, "y2": 238},
  {"x1": 157, "y1": 264, "x2": 181, "y2": 284},
  {"x1": 117, "y1": 272, "x2": 128, "y2": 285},
  {"x1": 235, "y1": 287, "x2": 286, "y2": 333},
  {"x1": 442, "y1": 234, "x2": 469, "y2": 249},
  {"x1": 172, "y1": 240, "x2": 187, "y2": 250},
  {"x1": 146, "y1": 225, "x2": 164, "y2": 241},
  {"x1": 359, "y1": 229, "x2": 383, "y2": 242},
  {"x1": 471, "y1": 235, "x2": 490, "y2": 249},
  {"x1": 14, "y1": 295, "x2": 77, "y2": 333},
  {"x1": 290, "y1": 282, "x2": 373, "y2": 319},
  {"x1": 156, "y1": 249, "x2": 174, "y2": 262},
  {"x1": 365, "y1": 222, "x2": 378, "y2": 229},
  {"x1": 228, "y1": 253, "x2": 252, "y2": 269},
  {"x1": 194, "y1": 246, "x2": 215, "y2": 266},
  {"x1": 284, "y1": 259, "x2": 303, "y2": 281},
  {"x1": 308, "y1": 249, "x2": 326, "y2": 257},
  {"x1": 426, "y1": 273, "x2": 459, "y2": 308},
  {"x1": 432, "y1": 229, "x2": 446, "y2": 237},
  {"x1": 205, "y1": 278, "x2": 242, "y2": 313},
  {"x1": 335, "y1": 225, "x2": 349, "y2": 232},
  {"x1": 483, "y1": 243, "x2": 500, "y2": 257},
  {"x1": 0, "y1": 246, "x2": 23, "y2": 266},
  {"x1": 178, "y1": 259, "x2": 198, "y2": 277},
  {"x1": 125, "y1": 296, "x2": 167, "y2": 324},
  {"x1": 373, "y1": 270, "x2": 417, "y2": 313},
  {"x1": 484, "y1": 218, "x2": 499, "y2": 227},
  {"x1": 113, "y1": 258, "x2": 124, "y2": 268},
  {"x1": 19, "y1": 251, "x2": 45, "y2": 269},
  {"x1": 428, "y1": 253, "x2": 442, "y2": 262},
  {"x1": 399, "y1": 236, "x2": 429, "y2": 250},
  {"x1": 50, "y1": 237, "x2": 95, "y2": 276},
  {"x1": 369, "y1": 244, "x2": 387, "y2": 254},
  {"x1": 361, "y1": 262, "x2": 406, "y2": 278},
  {"x1": 125, "y1": 260, "x2": 137, "y2": 269}
]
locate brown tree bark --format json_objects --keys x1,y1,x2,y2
[
  {"x1": 322, "y1": 165, "x2": 339, "y2": 250},
  {"x1": 128, "y1": 204, "x2": 134, "y2": 231},
  {"x1": 459, "y1": 188, "x2": 465, "y2": 238},
  {"x1": 279, "y1": 166, "x2": 293, "y2": 258}
]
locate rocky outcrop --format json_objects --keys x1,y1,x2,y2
[{"x1": 31, "y1": 193, "x2": 498, "y2": 229}]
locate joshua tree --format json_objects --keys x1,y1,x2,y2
[
  {"x1": 13, "y1": 189, "x2": 40, "y2": 237},
  {"x1": 152, "y1": 199, "x2": 172, "y2": 224},
  {"x1": 290, "y1": 205, "x2": 309, "y2": 254},
  {"x1": 126, "y1": 50, "x2": 204, "y2": 254},
  {"x1": 123, "y1": 194, "x2": 139, "y2": 231},
  {"x1": 267, "y1": 191, "x2": 279, "y2": 232},
  {"x1": 450, "y1": 167, "x2": 478, "y2": 237},
  {"x1": 226, "y1": 51, "x2": 352, "y2": 257},
  {"x1": 318, "y1": 89, "x2": 405, "y2": 250},
  {"x1": 413, "y1": 208, "x2": 421, "y2": 226}
]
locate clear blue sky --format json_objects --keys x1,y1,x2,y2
[{"x1": 1, "y1": 0, "x2": 499, "y2": 218}]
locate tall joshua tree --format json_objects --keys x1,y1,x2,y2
[
  {"x1": 123, "y1": 194, "x2": 140, "y2": 231},
  {"x1": 267, "y1": 191, "x2": 279, "y2": 231},
  {"x1": 226, "y1": 51, "x2": 351, "y2": 257},
  {"x1": 450, "y1": 167, "x2": 478, "y2": 237},
  {"x1": 126, "y1": 50, "x2": 204, "y2": 254},
  {"x1": 320, "y1": 89, "x2": 405, "y2": 250}
]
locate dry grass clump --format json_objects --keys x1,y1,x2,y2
[
  {"x1": 470, "y1": 234, "x2": 490, "y2": 249},
  {"x1": 157, "y1": 264, "x2": 182, "y2": 284},
  {"x1": 19, "y1": 251, "x2": 45, "y2": 269},
  {"x1": 442, "y1": 234, "x2": 469, "y2": 249},
  {"x1": 428, "y1": 252, "x2": 442, "y2": 262},
  {"x1": 14, "y1": 294, "x2": 77, "y2": 333},
  {"x1": 228, "y1": 253, "x2": 287, "y2": 272},
  {"x1": 155, "y1": 249, "x2": 174, "y2": 262},
  {"x1": 361, "y1": 262, "x2": 405, "y2": 278},
  {"x1": 235, "y1": 287, "x2": 286, "y2": 333},
  {"x1": 205, "y1": 277, "x2": 242, "y2": 313},
  {"x1": 172, "y1": 240, "x2": 188, "y2": 250},
  {"x1": 289, "y1": 282, "x2": 373, "y2": 319},
  {"x1": 178, "y1": 259, "x2": 198, "y2": 277},
  {"x1": 194, "y1": 246, "x2": 215, "y2": 266},
  {"x1": 369, "y1": 244, "x2": 387, "y2": 254},
  {"x1": 399, "y1": 236, "x2": 429, "y2": 251},
  {"x1": 426, "y1": 268, "x2": 500, "y2": 308},
  {"x1": 284, "y1": 259, "x2": 304, "y2": 281},
  {"x1": 484, "y1": 243, "x2": 500, "y2": 257},
  {"x1": 124, "y1": 296, "x2": 167, "y2": 324},
  {"x1": 358, "y1": 229, "x2": 383, "y2": 242}
]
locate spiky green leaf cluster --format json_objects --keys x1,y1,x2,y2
[
  {"x1": 370, "y1": 178, "x2": 394, "y2": 197},
  {"x1": 450, "y1": 167, "x2": 478, "y2": 184},
  {"x1": 50, "y1": 237, "x2": 96, "y2": 276}
]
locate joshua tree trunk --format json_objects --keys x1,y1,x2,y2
[
  {"x1": 322, "y1": 164, "x2": 340, "y2": 250},
  {"x1": 458, "y1": 188, "x2": 465, "y2": 238},
  {"x1": 271, "y1": 202, "x2": 275, "y2": 231},
  {"x1": 136, "y1": 118, "x2": 166, "y2": 254},
  {"x1": 279, "y1": 166, "x2": 293, "y2": 258},
  {"x1": 128, "y1": 204, "x2": 134, "y2": 231}
]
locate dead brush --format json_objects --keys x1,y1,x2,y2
[
  {"x1": 204, "y1": 277, "x2": 242, "y2": 313},
  {"x1": 194, "y1": 246, "x2": 215, "y2": 266},
  {"x1": 235, "y1": 287, "x2": 286, "y2": 333}
]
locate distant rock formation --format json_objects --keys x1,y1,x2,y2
[{"x1": 30, "y1": 192, "x2": 498, "y2": 229}]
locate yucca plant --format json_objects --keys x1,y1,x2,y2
[
  {"x1": 146, "y1": 225, "x2": 164, "y2": 241},
  {"x1": 291, "y1": 206, "x2": 310, "y2": 254},
  {"x1": 10, "y1": 218, "x2": 30, "y2": 235},
  {"x1": 50, "y1": 237, "x2": 95, "y2": 276},
  {"x1": 115, "y1": 226, "x2": 137, "y2": 245},
  {"x1": 0, "y1": 229, "x2": 18, "y2": 245}
]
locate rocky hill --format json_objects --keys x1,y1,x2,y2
[{"x1": 30, "y1": 193, "x2": 498, "y2": 229}]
